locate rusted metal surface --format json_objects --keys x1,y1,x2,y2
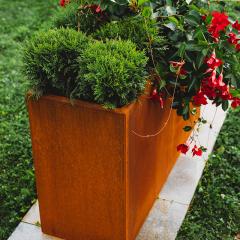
[{"x1": 27, "y1": 83, "x2": 199, "y2": 240}]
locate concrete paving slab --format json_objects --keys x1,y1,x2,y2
[
  {"x1": 8, "y1": 222, "x2": 63, "y2": 240},
  {"x1": 22, "y1": 200, "x2": 41, "y2": 225},
  {"x1": 181, "y1": 100, "x2": 228, "y2": 161},
  {"x1": 136, "y1": 200, "x2": 189, "y2": 240},
  {"x1": 159, "y1": 157, "x2": 205, "y2": 205}
]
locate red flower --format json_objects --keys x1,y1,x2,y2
[
  {"x1": 204, "y1": 51, "x2": 223, "y2": 69},
  {"x1": 193, "y1": 91, "x2": 208, "y2": 106},
  {"x1": 236, "y1": 44, "x2": 240, "y2": 52},
  {"x1": 169, "y1": 61, "x2": 185, "y2": 67},
  {"x1": 231, "y1": 97, "x2": 240, "y2": 109},
  {"x1": 149, "y1": 90, "x2": 164, "y2": 107},
  {"x1": 177, "y1": 142, "x2": 190, "y2": 154},
  {"x1": 169, "y1": 61, "x2": 187, "y2": 75},
  {"x1": 85, "y1": 5, "x2": 103, "y2": 18},
  {"x1": 192, "y1": 145, "x2": 202, "y2": 156},
  {"x1": 208, "y1": 25, "x2": 219, "y2": 42},
  {"x1": 202, "y1": 83, "x2": 216, "y2": 99},
  {"x1": 219, "y1": 85, "x2": 233, "y2": 101},
  {"x1": 207, "y1": 70, "x2": 218, "y2": 88},
  {"x1": 211, "y1": 12, "x2": 230, "y2": 30},
  {"x1": 227, "y1": 32, "x2": 240, "y2": 45},
  {"x1": 232, "y1": 20, "x2": 240, "y2": 30},
  {"x1": 60, "y1": 0, "x2": 69, "y2": 8},
  {"x1": 216, "y1": 74, "x2": 226, "y2": 91}
]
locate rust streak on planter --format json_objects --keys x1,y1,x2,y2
[{"x1": 27, "y1": 82, "x2": 199, "y2": 240}]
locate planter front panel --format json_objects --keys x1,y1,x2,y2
[
  {"x1": 27, "y1": 84, "x2": 199, "y2": 240},
  {"x1": 27, "y1": 95, "x2": 128, "y2": 240},
  {"x1": 126, "y1": 91, "x2": 196, "y2": 240}
]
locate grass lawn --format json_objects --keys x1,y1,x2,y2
[
  {"x1": 176, "y1": 107, "x2": 240, "y2": 239},
  {"x1": 0, "y1": 1, "x2": 59, "y2": 239},
  {"x1": 0, "y1": 1, "x2": 240, "y2": 240}
]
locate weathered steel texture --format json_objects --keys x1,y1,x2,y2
[{"x1": 27, "y1": 83, "x2": 199, "y2": 240}]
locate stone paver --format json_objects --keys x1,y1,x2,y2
[{"x1": 8, "y1": 101, "x2": 228, "y2": 240}]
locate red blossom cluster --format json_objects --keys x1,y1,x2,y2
[
  {"x1": 59, "y1": 0, "x2": 69, "y2": 8},
  {"x1": 85, "y1": 5, "x2": 104, "y2": 18},
  {"x1": 177, "y1": 142, "x2": 202, "y2": 156},
  {"x1": 203, "y1": 12, "x2": 240, "y2": 50},
  {"x1": 148, "y1": 90, "x2": 164, "y2": 108}
]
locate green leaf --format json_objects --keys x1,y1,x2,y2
[
  {"x1": 222, "y1": 100, "x2": 229, "y2": 111},
  {"x1": 202, "y1": 48, "x2": 208, "y2": 56},
  {"x1": 183, "y1": 126, "x2": 192, "y2": 131},
  {"x1": 206, "y1": 14, "x2": 213, "y2": 25},
  {"x1": 108, "y1": 3, "x2": 117, "y2": 13},
  {"x1": 231, "y1": 75, "x2": 238, "y2": 89},
  {"x1": 138, "y1": 0, "x2": 148, "y2": 6},
  {"x1": 131, "y1": 14, "x2": 143, "y2": 22},
  {"x1": 168, "y1": 16, "x2": 179, "y2": 25},
  {"x1": 184, "y1": 51, "x2": 195, "y2": 62},
  {"x1": 197, "y1": 30, "x2": 206, "y2": 41},
  {"x1": 183, "y1": 103, "x2": 190, "y2": 114},
  {"x1": 168, "y1": 31, "x2": 184, "y2": 41},
  {"x1": 183, "y1": 97, "x2": 191, "y2": 103},
  {"x1": 156, "y1": 62, "x2": 163, "y2": 74},
  {"x1": 170, "y1": 63, "x2": 177, "y2": 73},
  {"x1": 142, "y1": 7, "x2": 152, "y2": 17},
  {"x1": 168, "y1": 51, "x2": 178, "y2": 61},
  {"x1": 166, "y1": 0, "x2": 172, "y2": 5},
  {"x1": 178, "y1": 43, "x2": 186, "y2": 57},
  {"x1": 222, "y1": 56, "x2": 238, "y2": 65},
  {"x1": 192, "y1": 45, "x2": 208, "y2": 51},
  {"x1": 177, "y1": 106, "x2": 183, "y2": 116},
  {"x1": 183, "y1": 112, "x2": 190, "y2": 121},
  {"x1": 189, "y1": 5, "x2": 199, "y2": 12},
  {"x1": 180, "y1": 17, "x2": 184, "y2": 25},
  {"x1": 166, "y1": 6, "x2": 176, "y2": 15},
  {"x1": 225, "y1": 41, "x2": 236, "y2": 53},
  {"x1": 116, "y1": 0, "x2": 127, "y2": 5},
  {"x1": 186, "y1": 40, "x2": 197, "y2": 51},
  {"x1": 198, "y1": 40, "x2": 208, "y2": 46},
  {"x1": 196, "y1": 52, "x2": 205, "y2": 69},
  {"x1": 159, "y1": 79, "x2": 166, "y2": 89},
  {"x1": 180, "y1": 74, "x2": 187, "y2": 79},
  {"x1": 100, "y1": 2, "x2": 108, "y2": 10},
  {"x1": 184, "y1": 15, "x2": 200, "y2": 27},
  {"x1": 225, "y1": 72, "x2": 233, "y2": 78},
  {"x1": 188, "y1": 76, "x2": 197, "y2": 91},
  {"x1": 164, "y1": 23, "x2": 177, "y2": 31}
]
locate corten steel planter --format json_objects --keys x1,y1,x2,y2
[{"x1": 27, "y1": 83, "x2": 199, "y2": 240}]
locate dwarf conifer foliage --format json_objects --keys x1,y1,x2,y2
[
  {"x1": 90, "y1": 17, "x2": 169, "y2": 68},
  {"x1": 21, "y1": 27, "x2": 88, "y2": 99},
  {"x1": 75, "y1": 40, "x2": 148, "y2": 109}
]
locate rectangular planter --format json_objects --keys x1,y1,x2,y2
[{"x1": 27, "y1": 83, "x2": 197, "y2": 240}]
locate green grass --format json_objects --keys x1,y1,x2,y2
[
  {"x1": 176, "y1": 107, "x2": 240, "y2": 240},
  {"x1": 0, "y1": 1, "x2": 59, "y2": 239},
  {"x1": 1, "y1": 1, "x2": 240, "y2": 239}
]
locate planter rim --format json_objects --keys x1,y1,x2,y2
[{"x1": 26, "y1": 82, "x2": 152, "y2": 115}]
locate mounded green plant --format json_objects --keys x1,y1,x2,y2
[
  {"x1": 73, "y1": 39, "x2": 148, "y2": 109},
  {"x1": 21, "y1": 27, "x2": 88, "y2": 99},
  {"x1": 90, "y1": 17, "x2": 169, "y2": 68}
]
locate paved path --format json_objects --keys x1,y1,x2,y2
[{"x1": 8, "y1": 101, "x2": 228, "y2": 240}]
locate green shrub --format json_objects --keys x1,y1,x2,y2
[
  {"x1": 52, "y1": 1, "x2": 104, "y2": 35},
  {"x1": 90, "y1": 17, "x2": 169, "y2": 68},
  {"x1": 74, "y1": 39, "x2": 148, "y2": 109},
  {"x1": 21, "y1": 27, "x2": 88, "y2": 99}
]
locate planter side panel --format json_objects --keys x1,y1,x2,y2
[
  {"x1": 27, "y1": 96, "x2": 127, "y2": 240},
  {"x1": 127, "y1": 91, "x2": 198, "y2": 240}
]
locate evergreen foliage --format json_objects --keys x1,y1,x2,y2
[
  {"x1": 52, "y1": 0, "x2": 104, "y2": 35},
  {"x1": 75, "y1": 39, "x2": 148, "y2": 109},
  {"x1": 21, "y1": 27, "x2": 88, "y2": 99},
  {"x1": 90, "y1": 17, "x2": 169, "y2": 68}
]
